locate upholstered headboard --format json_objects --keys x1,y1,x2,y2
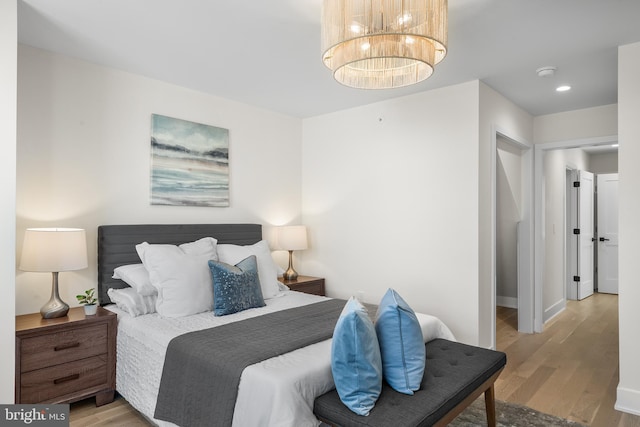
[{"x1": 97, "y1": 224, "x2": 262, "y2": 305}]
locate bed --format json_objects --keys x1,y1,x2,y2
[{"x1": 97, "y1": 223, "x2": 456, "y2": 427}]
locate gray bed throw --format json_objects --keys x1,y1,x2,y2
[{"x1": 154, "y1": 299, "x2": 346, "y2": 426}]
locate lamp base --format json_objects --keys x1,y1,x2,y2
[
  {"x1": 41, "y1": 271, "x2": 69, "y2": 319},
  {"x1": 283, "y1": 269, "x2": 299, "y2": 281},
  {"x1": 283, "y1": 250, "x2": 299, "y2": 281},
  {"x1": 40, "y1": 298, "x2": 69, "y2": 319}
]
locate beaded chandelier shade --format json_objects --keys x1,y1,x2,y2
[{"x1": 322, "y1": 0, "x2": 448, "y2": 89}]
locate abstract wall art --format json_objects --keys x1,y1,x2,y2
[{"x1": 150, "y1": 114, "x2": 229, "y2": 207}]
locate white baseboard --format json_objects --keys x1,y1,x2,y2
[
  {"x1": 496, "y1": 296, "x2": 517, "y2": 309},
  {"x1": 543, "y1": 298, "x2": 566, "y2": 324},
  {"x1": 616, "y1": 386, "x2": 640, "y2": 416}
]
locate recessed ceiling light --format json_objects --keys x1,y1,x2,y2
[{"x1": 556, "y1": 85, "x2": 571, "y2": 92}]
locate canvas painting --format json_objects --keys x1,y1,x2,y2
[{"x1": 150, "y1": 114, "x2": 229, "y2": 207}]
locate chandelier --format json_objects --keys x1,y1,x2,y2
[{"x1": 321, "y1": 0, "x2": 448, "y2": 90}]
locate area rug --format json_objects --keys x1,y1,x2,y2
[{"x1": 449, "y1": 399, "x2": 587, "y2": 427}]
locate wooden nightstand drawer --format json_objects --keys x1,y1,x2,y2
[
  {"x1": 20, "y1": 354, "x2": 109, "y2": 404},
  {"x1": 289, "y1": 281, "x2": 324, "y2": 295},
  {"x1": 16, "y1": 306, "x2": 117, "y2": 406},
  {"x1": 20, "y1": 324, "x2": 108, "y2": 372},
  {"x1": 279, "y1": 276, "x2": 325, "y2": 296}
]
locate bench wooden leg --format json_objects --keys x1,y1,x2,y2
[{"x1": 484, "y1": 385, "x2": 496, "y2": 427}]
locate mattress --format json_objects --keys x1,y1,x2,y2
[{"x1": 106, "y1": 291, "x2": 455, "y2": 427}]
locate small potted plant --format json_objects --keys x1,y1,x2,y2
[{"x1": 76, "y1": 288, "x2": 98, "y2": 315}]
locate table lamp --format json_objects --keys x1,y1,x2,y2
[
  {"x1": 19, "y1": 228, "x2": 88, "y2": 318},
  {"x1": 277, "y1": 225, "x2": 308, "y2": 281}
]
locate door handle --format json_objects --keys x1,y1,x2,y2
[{"x1": 599, "y1": 237, "x2": 610, "y2": 242}]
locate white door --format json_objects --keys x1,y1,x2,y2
[
  {"x1": 597, "y1": 173, "x2": 619, "y2": 294},
  {"x1": 577, "y1": 171, "x2": 595, "y2": 300}
]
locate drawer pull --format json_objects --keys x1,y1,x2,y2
[
  {"x1": 54, "y1": 342, "x2": 80, "y2": 351},
  {"x1": 53, "y1": 373, "x2": 80, "y2": 384}
]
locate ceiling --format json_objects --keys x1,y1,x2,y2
[{"x1": 16, "y1": 0, "x2": 640, "y2": 119}]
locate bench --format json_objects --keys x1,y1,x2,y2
[{"x1": 314, "y1": 339, "x2": 507, "y2": 427}]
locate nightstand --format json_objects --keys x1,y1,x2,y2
[
  {"x1": 279, "y1": 275, "x2": 325, "y2": 296},
  {"x1": 15, "y1": 306, "x2": 117, "y2": 406}
]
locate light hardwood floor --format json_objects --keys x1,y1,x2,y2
[
  {"x1": 496, "y1": 293, "x2": 640, "y2": 427},
  {"x1": 70, "y1": 292, "x2": 640, "y2": 426},
  {"x1": 70, "y1": 397, "x2": 149, "y2": 426}
]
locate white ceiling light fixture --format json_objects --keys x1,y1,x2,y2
[
  {"x1": 536, "y1": 66, "x2": 557, "y2": 78},
  {"x1": 556, "y1": 85, "x2": 571, "y2": 92},
  {"x1": 321, "y1": 0, "x2": 448, "y2": 90}
]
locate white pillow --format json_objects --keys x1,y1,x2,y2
[
  {"x1": 107, "y1": 287, "x2": 157, "y2": 317},
  {"x1": 217, "y1": 240, "x2": 281, "y2": 299},
  {"x1": 112, "y1": 263, "x2": 156, "y2": 296},
  {"x1": 136, "y1": 237, "x2": 218, "y2": 317}
]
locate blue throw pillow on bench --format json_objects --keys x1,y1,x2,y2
[
  {"x1": 331, "y1": 297, "x2": 382, "y2": 416},
  {"x1": 375, "y1": 288, "x2": 425, "y2": 395},
  {"x1": 208, "y1": 255, "x2": 265, "y2": 316}
]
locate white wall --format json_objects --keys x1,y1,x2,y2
[
  {"x1": 617, "y1": 41, "x2": 640, "y2": 416},
  {"x1": 478, "y1": 82, "x2": 533, "y2": 344},
  {"x1": 0, "y1": 0, "x2": 17, "y2": 404},
  {"x1": 541, "y1": 148, "x2": 589, "y2": 320},
  {"x1": 496, "y1": 137, "x2": 523, "y2": 306},
  {"x1": 302, "y1": 81, "x2": 481, "y2": 345},
  {"x1": 589, "y1": 151, "x2": 618, "y2": 174},
  {"x1": 16, "y1": 45, "x2": 303, "y2": 315},
  {"x1": 534, "y1": 104, "x2": 618, "y2": 143}
]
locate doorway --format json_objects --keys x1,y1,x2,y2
[
  {"x1": 491, "y1": 128, "x2": 533, "y2": 349},
  {"x1": 496, "y1": 138, "x2": 523, "y2": 309},
  {"x1": 534, "y1": 136, "x2": 618, "y2": 332}
]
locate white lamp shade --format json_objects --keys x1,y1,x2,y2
[
  {"x1": 19, "y1": 228, "x2": 88, "y2": 272},
  {"x1": 277, "y1": 226, "x2": 308, "y2": 251}
]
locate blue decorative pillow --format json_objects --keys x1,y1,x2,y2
[
  {"x1": 375, "y1": 288, "x2": 425, "y2": 395},
  {"x1": 208, "y1": 255, "x2": 265, "y2": 316},
  {"x1": 331, "y1": 297, "x2": 382, "y2": 416}
]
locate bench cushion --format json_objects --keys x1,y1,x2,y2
[{"x1": 314, "y1": 339, "x2": 507, "y2": 427}]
